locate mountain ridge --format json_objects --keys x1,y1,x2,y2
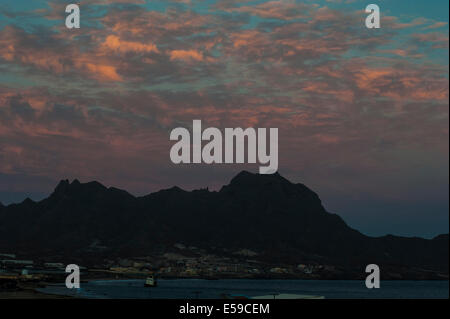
[{"x1": 0, "y1": 171, "x2": 448, "y2": 274}]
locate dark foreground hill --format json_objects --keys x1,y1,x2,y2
[{"x1": 0, "y1": 171, "x2": 448, "y2": 275}]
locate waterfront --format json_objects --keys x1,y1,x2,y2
[{"x1": 37, "y1": 279, "x2": 449, "y2": 299}]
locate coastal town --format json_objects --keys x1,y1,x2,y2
[
  {"x1": 2, "y1": 241, "x2": 448, "y2": 297},
  {"x1": 0, "y1": 244, "x2": 337, "y2": 286}
]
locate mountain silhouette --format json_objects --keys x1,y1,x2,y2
[{"x1": 0, "y1": 171, "x2": 447, "y2": 274}]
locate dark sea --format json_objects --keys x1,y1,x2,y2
[{"x1": 37, "y1": 279, "x2": 449, "y2": 299}]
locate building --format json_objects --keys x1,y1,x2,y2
[{"x1": 1, "y1": 260, "x2": 34, "y2": 267}]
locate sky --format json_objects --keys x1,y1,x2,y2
[{"x1": 0, "y1": 0, "x2": 448, "y2": 238}]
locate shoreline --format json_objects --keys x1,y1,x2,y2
[{"x1": 2, "y1": 278, "x2": 448, "y2": 299}]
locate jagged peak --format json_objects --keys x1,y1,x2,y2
[
  {"x1": 82, "y1": 181, "x2": 107, "y2": 190},
  {"x1": 221, "y1": 171, "x2": 323, "y2": 206},
  {"x1": 228, "y1": 170, "x2": 290, "y2": 186},
  {"x1": 51, "y1": 179, "x2": 107, "y2": 198},
  {"x1": 55, "y1": 179, "x2": 70, "y2": 189},
  {"x1": 165, "y1": 186, "x2": 186, "y2": 193}
]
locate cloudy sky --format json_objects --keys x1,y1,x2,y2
[{"x1": 0, "y1": 0, "x2": 448, "y2": 238}]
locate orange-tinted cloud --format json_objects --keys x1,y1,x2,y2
[
  {"x1": 101, "y1": 35, "x2": 159, "y2": 54},
  {"x1": 170, "y1": 49, "x2": 204, "y2": 62}
]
